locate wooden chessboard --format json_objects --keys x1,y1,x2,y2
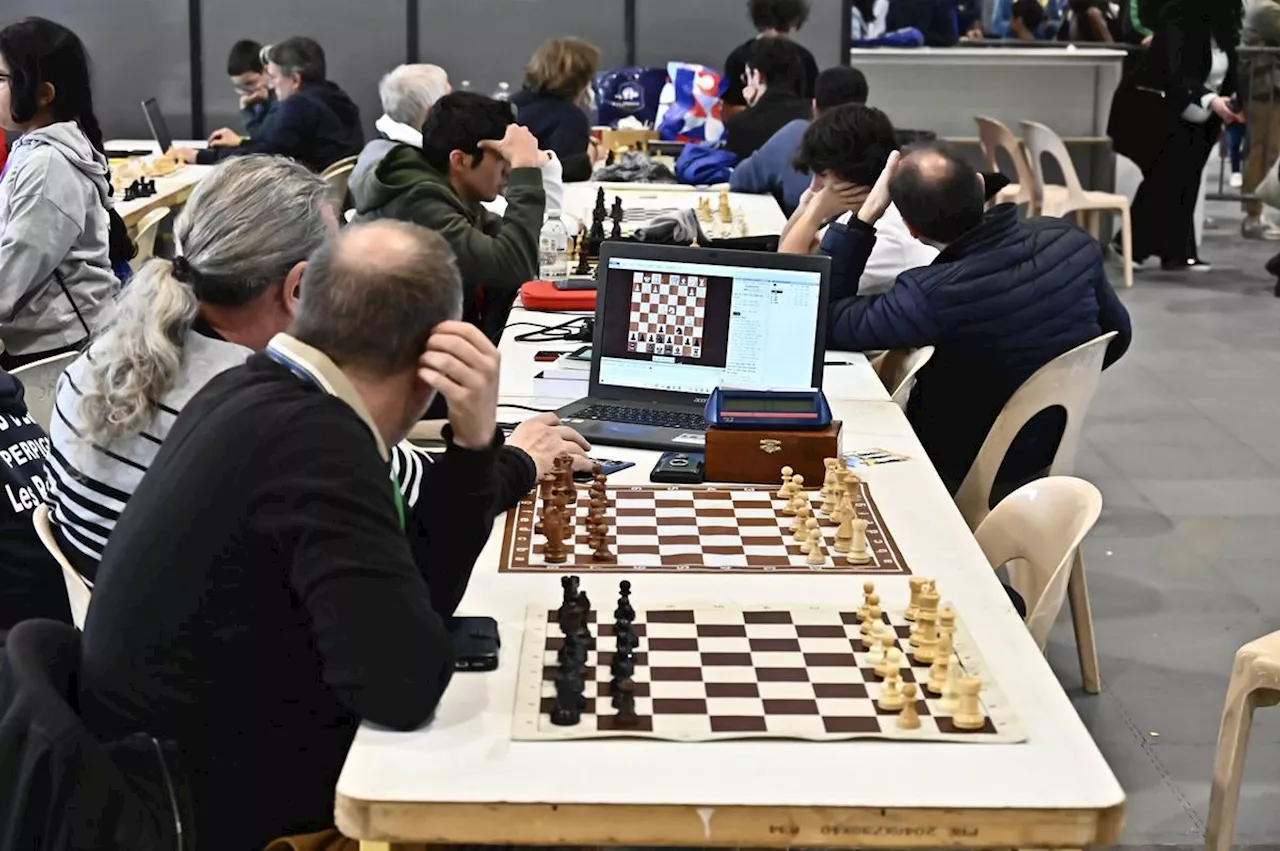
[
  {"x1": 512, "y1": 603, "x2": 1025, "y2": 743},
  {"x1": 497, "y1": 483, "x2": 910, "y2": 575}
]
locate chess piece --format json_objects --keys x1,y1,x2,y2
[
  {"x1": 866, "y1": 624, "x2": 887, "y2": 664},
  {"x1": 953, "y1": 676, "x2": 986, "y2": 730},
  {"x1": 786, "y1": 475, "x2": 807, "y2": 514},
  {"x1": 845, "y1": 518, "x2": 872, "y2": 565},
  {"x1": 542, "y1": 495, "x2": 568, "y2": 564},
  {"x1": 610, "y1": 673, "x2": 635, "y2": 708},
  {"x1": 918, "y1": 581, "x2": 941, "y2": 618},
  {"x1": 610, "y1": 646, "x2": 636, "y2": 680},
  {"x1": 595, "y1": 186, "x2": 608, "y2": 218},
  {"x1": 865, "y1": 593, "x2": 882, "y2": 624},
  {"x1": 614, "y1": 580, "x2": 634, "y2": 622},
  {"x1": 897, "y1": 683, "x2": 922, "y2": 730},
  {"x1": 697, "y1": 196, "x2": 713, "y2": 223},
  {"x1": 592, "y1": 521, "x2": 616, "y2": 563},
  {"x1": 718, "y1": 189, "x2": 732, "y2": 223},
  {"x1": 873, "y1": 628, "x2": 895, "y2": 660},
  {"x1": 912, "y1": 610, "x2": 940, "y2": 662},
  {"x1": 833, "y1": 511, "x2": 854, "y2": 553},
  {"x1": 877, "y1": 670, "x2": 905, "y2": 711},
  {"x1": 857, "y1": 581, "x2": 875, "y2": 622},
  {"x1": 610, "y1": 196, "x2": 623, "y2": 240},
  {"x1": 799, "y1": 517, "x2": 819, "y2": 551},
  {"x1": 559, "y1": 575, "x2": 580, "y2": 617},
  {"x1": 776, "y1": 466, "x2": 794, "y2": 500},
  {"x1": 940, "y1": 654, "x2": 962, "y2": 712},
  {"x1": 614, "y1": 623, "x2": 639, "y2": 652},
  {"x1": 806, "y1": 529, "x2": 825, "y2": 565},
  {"x1": 550, "y1": 666, "x2": 584, "y2": 725},
  {"x1": 614, "y1": 688, "x2": 639, "y2": 726},
  {"x1": 905, "y1": 576, "x2": 928, "y2": 621},
  {"x1": 790, "y1": 502, "x2": 811, "y2": 538},
  {"x1": 875, "y1": 645, "x2": 902, "y2": 679},
  {"x1": 605, "y1": 148, "x2": 616, "y2": 167},
  {"x1": 927, "y1": 633, "x2": 954, "y2": 695},
  {"x1": 938, "y1": 604, "x2": 957, "y2": 640}
]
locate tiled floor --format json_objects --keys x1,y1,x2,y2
[{"x1": 1044, "y1": 185, "x2": 1280, "y2": 847}]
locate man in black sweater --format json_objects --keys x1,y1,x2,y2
[
  {"x1": 79, "y1": 222, "x2": 503, "y2": 850},
  {"x1": 723, "y1": 37, "x2": 814, "y2": 161}
]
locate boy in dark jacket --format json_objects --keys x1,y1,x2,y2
[
  {"x1": 175, "y1": 37, "x2": 362, "y2": 173},
  {"x1": 351, "y1": 92, "x2": 546, "y2": 342},
  {"x1": 204, "y1": 38, "x2": 279, "y2": 147},
  {"x1": 723, "y1": 0, "x2": 820, "y2": 106},
  {"x1": 723, "y1": 37, "x2": 814, "y2": 161},
  {"x1": 822, "y1": 144, "x2": 1132, "y2": 487}
]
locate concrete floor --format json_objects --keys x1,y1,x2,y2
[{"x1": 1044, "y1": 185, "x2": 1280, "y2": 847}]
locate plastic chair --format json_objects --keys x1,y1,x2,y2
[
  {"x1": 10, "y1": 351, "x2": 79, "y2": 431},
  {"x1": 1020, "y1": 120, "x2": 1134, "y2": 288},
  {"x1": 953, "y1": 332, "x2": 1117, "y2": 693},
  {"x1": 128, "y1": 206, "x2": 171, "y2": 271},
  {"x1": 974, "y1": 116, "x2": 1045, "y2": 213},
  {"x1": 974, "y1": 477, "x2": 1103, "y2": 653},
  {"x1": 1205, "y1": 631, "x2": 1280, "y2": 851},
  {"x1": 320, "y1": 155, "x2": 358, "y2": 219},
  {"x1": 32, "y1": 504, "x2": 92, "y2": 630},
  {"x1": 870, "y1": 346, "x2": 936, "y2": 411}
]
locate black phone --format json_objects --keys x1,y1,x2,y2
[
  {"x1": 447, "y1": 616, "x2": 500, "y2": 672},
  {"x1": 650, "y1": 451, "x2": 705, "y2": 484}
]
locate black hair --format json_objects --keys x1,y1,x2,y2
[
  {"x1": 814, "y1": 66, "x2": 869, "y2": 112},
  {"x1": 793, "y1": 103, "x2": 897, "y2": 186},
  {"x1": 265, "y1": 36, "x2": 326, "y2": 84},
  {"x1": 0, "y1": 17, "x2": 135, "y2": 265},
  {"x1": 747, "y1": 0, "x2": 811, "y2": 31},
  {"x1": 419, "y1": 91, "x2": 514, "y2": 174},
  {"x1": 1011, "y1": 0, "x2": 1046, "y2": 30},
  {"x1": 889, "y1": 143, "x2": 986, "y2": 244},
  {"x1": 746, "y1": 37, "x2": 806, "y2": 93},
  {"x1": 226, "y1": 39, "x2": 264, "y2": 76}
]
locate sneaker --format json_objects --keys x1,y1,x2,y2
[
  {"x1": 1241, "y1": 217, "x2": 1280, "y2": 240},
  {"x1": 1160, "y1": 258, "x2": 1213, "y2": 273},
  {"x1": 1231, "y1": 172, "x2": 1244, "y2": 188}
]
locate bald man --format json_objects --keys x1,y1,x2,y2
[
  {"x1": 79, "y1": 222, "x2": 503, "y2": 850},
  {"x1": 823, "y1": 144, "x2": 1131, "y2": 488}
]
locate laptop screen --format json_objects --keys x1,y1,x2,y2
[
  {"x1": 141, "y1": 98, "x2": 173, "y2": 153},
  {"x1": 597, "y1": 254, "x2": 824, "y2": 397}
]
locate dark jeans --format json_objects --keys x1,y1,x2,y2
[{"x1": 1130, "y1": 117, "x2": 1219, "y2": 264}]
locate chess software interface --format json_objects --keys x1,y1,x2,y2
[{"x1": 599, "y1": 257, "x2": 822, "y2": 396}]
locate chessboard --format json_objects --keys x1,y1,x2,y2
[
  {"x1": 627, "y1": 272, "x2": 707, "y2": 357},
  {"x1": 497, "y1": 482, "x2": 909, "y2": 574},
  {"x1": 512, "y1": 599, "x2": 1024, "y2": 743}
]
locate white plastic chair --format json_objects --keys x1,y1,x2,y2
[
  {"x1": 974, "y1": 477, "x2": 1103, "y2": 652},
  {"x1": 871, "y1": 346, "x2": 936, "y2": 411},
  {"x1": 10, "y1": 351, "x2": 79, "y2": 431},
  {"x1": 32, "y1": 504, "x2": 92, "y2": 630},
  {"x1": 1020, "y1": 120, "x2": 1134, "y2": 288},
  {"x1": 974, "y1": 116, "x2": 1046, "y2": 213},
  {"x1": 1206, "y1": 631, "x2": 1280, "y2": 851},
  {"x1": 321, "y1": 155, "x2": 358, "y2": 219},
  {"x1": 129, "y1": 206, "x2": 171, "y2": 271}
]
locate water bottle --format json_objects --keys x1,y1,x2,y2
[
  {"x1": 539, "y1": 215, "x2": 569, "y2": 283},
  {"x1": 492, "y1": 81, "x2": 512, "y2": 101}
]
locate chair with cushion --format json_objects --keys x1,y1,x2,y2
[
  {"x1": 320, "y1": 155, "x2": 359, "y2": 220},
  {"x1": 1020, "y1": 120, "x2": 1134, "y2": 288},
  {"x1": 129, "y1": 206, "x2": 172, "y2": 272},
  {"x1": 33, "y1": 504, "x2": 91, "y2": 630},
  {"x1": 1205, "y1": 631, "x2": 1280, "y2": 851},
  {"x1": 974, "y1": 477, "x2": 1103, "y2": 652},
  {"x1": 953, "y1": 331, "x2": 1117, "y2": 693},
  {"x1": 10, "y1": 351, "x2": 79, "y2": 431},
  {"x1": 974, "y1": 116, "x2": 1045, "y2": 213},
  {"x1": 870, "y1": 346, "x2": 936, "y2": 411}
]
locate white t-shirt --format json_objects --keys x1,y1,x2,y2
[{"x1": 829, "y1": 203, "x2": 939, "y2": 295}]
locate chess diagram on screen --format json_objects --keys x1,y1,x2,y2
[
  {"x1": 627, "y1": 273, "x2": 708, "y2": 357},
  {"x1": 513, "y1": 577, "x2": 1025, "y2": 743}
]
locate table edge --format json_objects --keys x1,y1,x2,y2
[
  {"x1": 335, "y1": 796, "x2": 1126, "y2": 848},
  {"x1": 120, "y1": 181, "x2": 199, "y2": 229}
]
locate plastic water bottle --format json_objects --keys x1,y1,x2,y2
[
  {"x1": 539, "y1": 215, "x2": 569, "y2": 283},
  {"x1": 492, "y1": 81, "x2": 512, "y2": 101}
]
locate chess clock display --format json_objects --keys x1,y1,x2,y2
[{"x1": 704, "y1": 387, "x2": 832, "y2": 430}]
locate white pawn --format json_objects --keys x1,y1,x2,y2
[
  {"x1": 799, "y1": 518, "x2": 820, "y2": 552},
  {"x1": 806, "y1": 528, "x2": 826, "y2": 565},
  {"x1": 776, "y1": 465, "x2": 794, "y2": 500},
  {"x1": 788, "y1": 474, "x2": 807, "y2": 512},
  {"x1": 866, "y1": 624, "x2": 888, "y2": 664},
  {"x1": 790, "y1": 501, "x2": 811, "y2": 537}
]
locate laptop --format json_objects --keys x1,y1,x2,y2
[
  {"x1": 556, "y1": 242, "x2": 831, "y2": 451},
  {"x1": 141, "y1": 97, "x2": 173, "y2": 153}
]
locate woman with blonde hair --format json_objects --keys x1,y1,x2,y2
[{"x1": 512, "y1": 36, "x2": 602, "y2": 181}]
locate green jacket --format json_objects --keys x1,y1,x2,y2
[{"x1": 350, "y1": 143, "x2": 546, "y2": 341}]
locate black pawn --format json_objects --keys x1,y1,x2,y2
[
  {"x1": 615, "y1": 624, "x2": 639, "y2": 653},
  {"x1": 611, "y1": 675, "x2": 635, "y2": 709},
  {"x1": 610, "y1": 199, "x2": 623, "y2": 240},
  {"x1": 610, "y1": 646, "x2": 635, "y2": 680},
  {"x1": 614, "y1": 580, "x2": 634, "y2": 622},
  {"x1": 614, "y1": 690, "x2": 638, "y2": 726}
]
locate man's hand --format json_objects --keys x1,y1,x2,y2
[
  {"x1": 478, "y1": 124, "x2": 542, "y2": 169},
  {"x1": 418, "y1": 321, "x2": 501, "y2": 450},
  {"x1": 807, "y1": 179, "x2": 870, "y2": 224},
  {"x1": 507, "y1": 412, "x2": 592, "y2": 476},
  {"x1": 857, "y1": 150, "x2": 901, "y2": 226},
  {"x1": 239, "y1": 90, "x2": 268, "y2": 110},
  {"x1": 170, "y1": 146, "x2": 199, "y2": 165},
  {"x1": 207, "y1": 128, "x2": 242, "y2": 147},
  {"x1": 1210, "y1": 96, "x2": 1245, "y2": 124}
]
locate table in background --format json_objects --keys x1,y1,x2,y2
[
  {"x1": 334, "y1": 328, "x2": 1125, "y2": 850},
  {"x1": 106, "y1": 139, "x2": 211, "y2": 230},
  {"x1": 562, "y1": 182, "x2": 789, "y2": 239}
]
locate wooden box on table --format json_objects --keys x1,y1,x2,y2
[{"x1": 704, "y1": 422, "x2": 841, "y2": 485}]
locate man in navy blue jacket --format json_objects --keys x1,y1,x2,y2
[
  {"x1": 825, "y1": 144, "x2": 1131, "y2": 488},
  {"x1": 175, "y1": 37, "x2": 363, "y2": 173}
]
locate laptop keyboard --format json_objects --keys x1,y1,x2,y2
[{"x1": 574, "y1": 404, "x2": 708, "y2": 432}]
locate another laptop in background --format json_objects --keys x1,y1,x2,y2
[
  {"x1": 556, "y1": 242, "x2": 831, "y2": 451},
  {"x1": 141, "y1": 97, "x2": 173, "y2": 153}
]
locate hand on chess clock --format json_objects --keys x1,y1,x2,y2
[
  {"x1": 507, "y1": 412, "x2": 592, "y2": 477},
  {"x1": 206, "y1": 128, "x2": 242, "y2": 148},
  {"x1": 419, "y1": 321, "x2": 501, "y2": 449},
  {"x1": 169, "y1": 146, "x2": 199, "y2": 165}
]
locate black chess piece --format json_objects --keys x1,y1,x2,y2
[
  {"x1": 614, "y1": 624, "x2": 639, "y2": 653},
  {"x1": 561, "y1": 575, "x2": 579, "y2": 610},
  {"x1": 610, "y1": 199, "x2": 623, "y2": 241},
  {"x1": 610, "y1": 675, "x2": 635, "y2": 709},
  {"x1": 574, "y1": 590, "x2": 595, "y2": 649},
  {"x1": 614, "y1": 580, "x2": 635, "y2": 622},
  {"x1": 550, "y1": 668, "x2": 583, "y2": 726},
  {"x1": 558, "y1": 634, "x2": 588, "y2": 671},
  {"x1": 588, "y1": 210, "x2": 607, "y2": 257},
  {"x1": 614, "y1": 689, "x2": 638, "y2": 726},
  {"x1": 594, "y1": 187, "x2": 607, "y2": 219},
  {"x1": 123, "y1": 183, "x2": 137, "y2": 202},
  {"x1": 610, "y1": 645, "x2": 635, "y2": 680},
  {"x1": 605, "y1": 148, "x2": 616, "y2": 167}
]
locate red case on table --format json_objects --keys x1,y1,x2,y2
[{"x1": 519, "y1": 280, "x2": 597, "y2": 312}]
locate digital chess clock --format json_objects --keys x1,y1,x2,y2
[{"x1": 704, "y1": 388, "x2": 832, "y2": 430}]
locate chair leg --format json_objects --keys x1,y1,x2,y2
[
  {"x1": 1067, "y1": 549, "x2": 1101, "y2": 694},
  {"x1": 1205, "y1": 676, "x2": 1271, "y2": 851},
  {"x1": 1119, "y1": 204, "x2": 1134, "y2": 289}
]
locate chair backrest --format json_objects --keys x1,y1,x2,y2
[
  {"x1": 33, "y1": 504, "x2": 92, "y2": 630},
  {"x1": 873, "y1": 346, "x2": 936, "y2": 410},
  {"x1": 954, "y1": 331, "x2": 1117, "y2": 530},
  {"x1": 974, "y1": 116, "x2": 1037, "y2": 204},
  {"x1": 129, "y1": 206, "x2": 171, "y2": 270},
  {"x1": 1019, "y1": 120, "x2": 1088, "y2": 204},
  {"x1": 10, "y1": 351, "x2": 79, "y2": 431},
  {"x1": 321, "y1": 158, "x2": 357, "y2": 218},
  {"x1": 974, "y1": 477, "x2": 1102, "y2": 650}
]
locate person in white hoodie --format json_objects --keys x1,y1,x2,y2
[{"x1": 0, "y1": 18, "x2": 128, "y2": 369}]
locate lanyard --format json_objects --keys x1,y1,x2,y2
[{"x1": 264, "y1": 348, "x2": 406, "y2": 532}]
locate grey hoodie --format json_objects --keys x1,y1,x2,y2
[{"x1": 0, "y1": 121, "x2": 117, "y2": 357}]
